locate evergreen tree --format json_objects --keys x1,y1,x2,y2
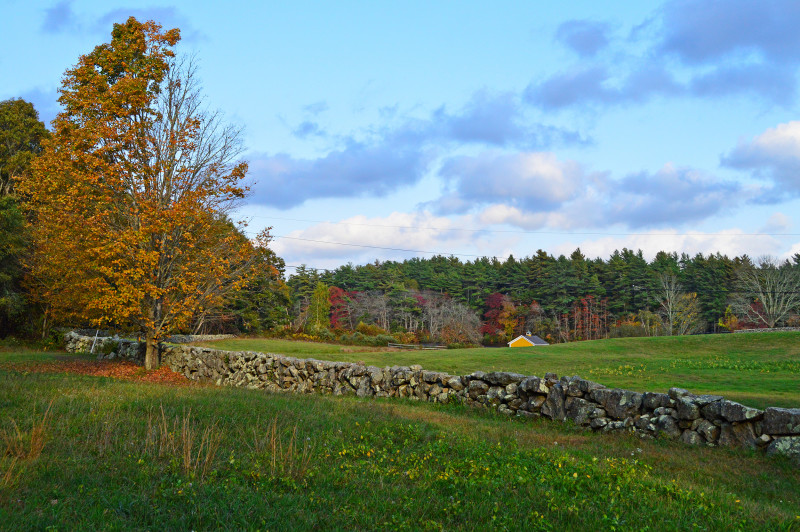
[
  {"x1": 0, "y1": 196, "x2": 26, "y2": 336},
  {"x1": 288, "y1": 265, "x2": 321, "y2": 311},
  {"x1": 0, "y1": 98, "x2": 49, "y2": 336}
]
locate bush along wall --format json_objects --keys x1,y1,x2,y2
[{"x1": 64, "y1": 331, "x2": 800, "y2": 463}]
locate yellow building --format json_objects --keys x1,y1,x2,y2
[{"x1": 507, "y1": 334, "x2": 549, "y2": 347}]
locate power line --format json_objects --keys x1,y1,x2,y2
[
  {"x1": 284, "y1": 264, "x2": 333, "y2": 272},
  {"x1": 245, "y1": 214, "x2": 800, "y2": 237},
  {"x1": 274, "y1": 235, "x2": 500, "y2": 259},
  {"x1": 274, "y1": 236, "x2": 800, "y2": 277},
  {"x1": 249, "y1": 216, "x2": 800, "y2": 267}
]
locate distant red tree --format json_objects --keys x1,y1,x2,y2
[
  {"x1": 481, "y1": 292, "x2": 506, "y2": 335},
  {"x1": 736, "y1": 300, "x2": 770, "y2": 330},
  {"x1": 481, "y1": 292, "x2": 521, "y2": 339},
  {"x1": 328, "y1": 286, "x2": 352, "y2": 330}
]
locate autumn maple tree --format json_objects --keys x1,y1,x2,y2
[{"x1": 19, "y1": 18, "x2": 267, "y2": 369}]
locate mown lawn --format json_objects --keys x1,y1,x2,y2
[
  {"x1": 0, "y1": 349, "x2": 799, "y2": 530},
  {"x1": 198, "y1": 332, "x2": 800, "y2": 409}
]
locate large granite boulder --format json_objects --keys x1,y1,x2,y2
[
  {"x1": 762, "y1": 408, "x2": 800, "y2": 435},
  {"x1": 519, "y1": 376, "x2": 549, "y2": 395},
  {"x1": 766, "y1": 436, "x2": 800, "y2": 462},
  {"x1": 565, "y1": 397, "x2": 595, "y2": 426},
  {"x1": 700, "y1": 399, "x2": 762, "y2": 424},
  {"x1": 484, "y1": 371, "x2": 527, "y2": 386},
  {"x1": 589, "y1": 388, "x2": 643, "y2": 420},
  {"x1": 541, "y1": 383, "x2": 566, "y2": 421}
]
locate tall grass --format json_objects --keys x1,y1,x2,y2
[
  {"x1": 1, "y1": 399, "x2": 52, "y2": 490},
  {"x1": 247, "y1": 417, "x2": 314, "y2": 482},
  {"x1": 2, "y1": 399, "x2": 52, "y2": 460},
  {"x1": 0, "y1": 456, "x2": 19, "y2": 491},
  {"x1": 144, "y1": 405, "x2": 222, "y2": 482}
]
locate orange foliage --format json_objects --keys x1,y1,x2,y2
[
  {"x1": 0, "y1": 359, "x2": 193, "y2": 387},
  {"x1": 19, "y1": 18, "x2": 265, "y2": 369},
  {"x1": 355, "y1": 321, "x2": 387, "y2": 337}
]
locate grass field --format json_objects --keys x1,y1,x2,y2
[
  {"x1": 198, "y1": 332, "x2": 800, "y2": 409},
  {"x1": 1, "y1": 346, "x2": 799, "y2": 530}
]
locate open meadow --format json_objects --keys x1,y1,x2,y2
[
  {"x1": 0, "y1": 341, "x2": 799, "y2": 530},
  {"x1": 198, "y1": 332, "x2": 800, "y2": 409},
  {"x1": 5, "y1": 4, "x2": 800, "y2": 529}
]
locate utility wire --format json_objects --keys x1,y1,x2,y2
[
  {"x1": 246, "y1": 214, "x2": 800, "y2": 237},
  {"x1": 274, "y1": 235, "x2": 500, "y2": 258},
  {"x1": 274, "y1": 234, "x2": 800, "y2": 267}
]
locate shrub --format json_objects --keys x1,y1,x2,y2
[
  {"x1": 446, "y1": 342, "x2": 478, "y2": 349},
  {"x1": 373, "y1": 334, "x2": 396, "y2": 347},
  {"x1": 392, "y1": 331, "x2": 418, "y2": 345},
  {"x1": 609, "y1": 324, "x2": 648, "y2": 338},
  {"x1": 355, "y1": 322, "x2": 386, "y2": 337},
  {"x1": 315, "y1": 328, "x2": 336, "y2": 342}
]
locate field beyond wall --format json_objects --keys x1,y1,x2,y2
[{"x1": 198, "y1": 331, "x2": 800, "y2": 409}]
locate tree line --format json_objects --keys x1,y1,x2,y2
[{"x1": 283, "y1": 250, "x2": 800, "y2": 345}]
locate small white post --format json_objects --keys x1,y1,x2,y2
[{"x1": 90, "y1": 329, "x2": 100, "y2": 354}]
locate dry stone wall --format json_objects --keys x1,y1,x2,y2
[
  {"x1": 64, "y1": 331, "x2": 145, "y2": 361},
  {"x1": 735, "y1": 327, "x2": 800, "y2": 334},
  {"x1": 64, "y1": 332, "x2": 800, "y2": 463},
  {"x1": 63, "y1": 331, "x2": 234, "y2": 362}
]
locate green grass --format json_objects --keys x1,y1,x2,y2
[
  {"x1": 1, "y1": 350, "x2": 799, "y2": 530},
  {"x1": 0, "y1": 338, "x2": 76, "y2": 363},
  {"x1": 201, "y1": 332, "x2": 800, "y2": 409},
  {"x1": 195, "y1": 337, "x2": 387, "y2": 358}
]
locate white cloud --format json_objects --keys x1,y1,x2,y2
[
  {"x1": 785, "y1": 241, "x2": 800, "y2": 260},
  {"x1": 270, "y1": 211, "x2": 513, "y2": 268},
  {"x1": 551, "y1": 229, "x2": 783, "y2": 261},
  {"x1": 477, "y1": 204, "x2": 549, "y2": 229},
  {"x1": 437, "y1": 151, "x2": 588, "y2": 213},
  {"x1": 432, "y1": 154, "x2": 742, "y2": 231},
  {"x1": 734, "y1": 121, "x2": 800, "y2": 159},
  {"x1": 607, "y1": 163, "x2": 744, "y2": 226},
  {"x1": 476, "y1": 203, "x2": 593, "y2": 231},
  {"x1": 760, "y1": 212, "x2": 792, "y2": 233},
  {"x1": 723, "y1": 121, "x2": 800, "y2": 195}
]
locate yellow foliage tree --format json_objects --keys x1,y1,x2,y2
[{"x1": 19, "y1": 18, "x2": 267, "y2": 369}]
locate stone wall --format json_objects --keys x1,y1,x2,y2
[
  {"x1": 735, "y1": 327, "x2": 800, "y2": 334},
  {"x1": 63, "y1": 331, "x2": 234, "y2": 363},
  {"x1": 64, "y1": 331, "x2": 145, "y2": 362},
  {"x1": 63, "y1": 332, "x2": 800, "y2": 462}
]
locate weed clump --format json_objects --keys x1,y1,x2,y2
[
  {"x1": 143, "y1": 405, "x2": 222, "y2": 482},
  {"x1": 1, "y1": 400, "x2": 53, "y2": 490}
]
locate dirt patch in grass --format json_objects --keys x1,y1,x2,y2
[
  {"x1": 0, "y1": 359, "x2": 193, "y2": 387},
  {"x1": 338, "y1": 346, "x2": 402, "y2": 353}
]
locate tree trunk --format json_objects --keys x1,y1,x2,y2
[
  {"x1": 40, "y1": 309, "x2": 49, "y2": 341},
  {"x1": 145, "y1": 333, "x2": 159, "y2": 370}
]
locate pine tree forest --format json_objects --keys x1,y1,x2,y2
[{"x1": 270, "y1": 249, "x2": 800, "y2": 346}]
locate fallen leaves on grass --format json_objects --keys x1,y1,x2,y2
[{"x1": 0, "y1": 359, "x2": 192, "y2": 386}]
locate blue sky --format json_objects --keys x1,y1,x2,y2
[{"x1": 3, "y1": 0, "x2": 800, "y2": 272}]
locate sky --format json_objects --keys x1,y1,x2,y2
[{"x1": 3, "y1": 0, "x2": 800, "y2": 274}]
